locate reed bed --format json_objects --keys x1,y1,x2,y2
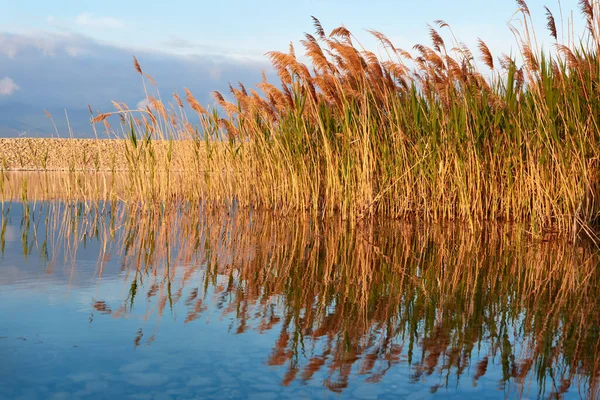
[
  {"x1": 4, "y1": 201, "x2": 599, "y2": 397},
  {"x1": 72, "y1": 0, "x2": 600, "y2": 240},
  {"x1": 0, "y1": 138, "x2": 204, "y2": 172},
  {"x1": 0, "y1": 138, "x2": 128, "y2": 172}
]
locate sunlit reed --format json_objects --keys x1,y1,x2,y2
[{"x1": 1, "y1": 1, "x2": 600, "y2": 241}]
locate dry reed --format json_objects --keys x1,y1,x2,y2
[{"x1": 4, "y1": 1, "x2": 600, "y2": 241}]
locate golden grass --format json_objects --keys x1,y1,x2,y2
[{"x1": 0, "y1": 138, "x2": 212, "y2": 172}]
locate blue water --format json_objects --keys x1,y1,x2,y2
[{"x1": 0, "y1": 202, "x2": 598, "y2": 399}]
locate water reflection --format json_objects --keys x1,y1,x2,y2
[{"x1": 1, "y1": 199, "x2": 599, "y2": 399}]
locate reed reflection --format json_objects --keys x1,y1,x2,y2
[{"x1": 2, "y1": 200, "x2": 599, "y2": 398}]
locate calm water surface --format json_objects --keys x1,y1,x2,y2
[{"x1": 0, "y1": 201, "x2": 599, "y2": 399}]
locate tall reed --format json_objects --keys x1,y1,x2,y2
[{"x1": 90, "y1": 1, "x2": 600, "y2": 239}]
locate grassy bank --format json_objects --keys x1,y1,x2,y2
[{"x1": 8, "y1": 1, "x2": 600, "y2": 240}]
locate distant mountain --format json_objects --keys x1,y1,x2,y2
[{"x1": 0, "y1": 102, "x2": 95, "y2": 138}]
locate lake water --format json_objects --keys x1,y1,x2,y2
[{"x1": 0, "y1": 201, "x2": 599, "y2": 399}]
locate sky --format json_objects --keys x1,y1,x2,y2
[
  {"x1": 0, "y1": 0, "x2": 585, "y2": 137},
  {"x1": 0, "y1": 1, "x2": 583, "y2": 58}
]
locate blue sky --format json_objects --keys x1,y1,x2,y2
[
  {"x1": 0, "y1": 0, "x2": 582, "y2": 59},
  {"x1": 0, "y1": 0, "x2": 586, "y2": 137}
]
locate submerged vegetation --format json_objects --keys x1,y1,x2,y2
[{"x1": 75, "y1": 0, "x2": 600, "y2": 240}]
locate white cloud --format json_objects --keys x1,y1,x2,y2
[
  {"x1": 0, "y1": 32, "x2": 59, "y2": 57},
  {"x1": 0, "y1": 77, "x2": 19, "y2": 96},
  {"x1": 161, "y1": 36, "x2": 267, "y2": 62},
  {"x1": 75, "y1": 13, "x2": 124, "y2": 29},
  {"x1": 0, "y1": 32, "x2": 93, "y2": 58}
]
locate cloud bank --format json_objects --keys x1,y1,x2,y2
[{"x1": 0, "y1": 31, "x2": 273, "y2": 137}]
